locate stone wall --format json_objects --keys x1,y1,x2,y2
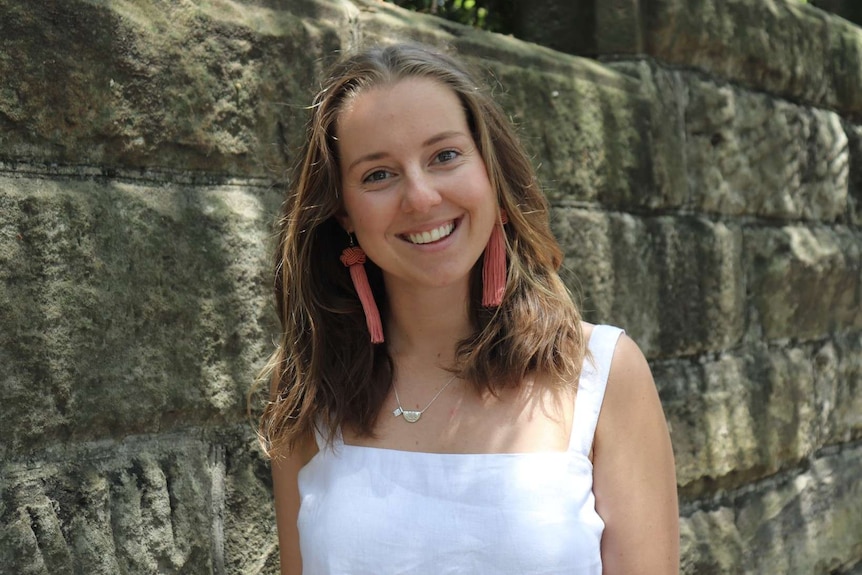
[{"x1": 1, "y1": 0, "x2": 859, "y2": 573}]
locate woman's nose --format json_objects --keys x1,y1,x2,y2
[{"x1": 401, "y1": 170, "x2": 442, "y2": 213}]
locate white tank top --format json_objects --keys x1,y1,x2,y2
[{"x1": 297, "y1": 325, "x2": 623, "y2": 575}]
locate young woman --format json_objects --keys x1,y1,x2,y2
[{"x1": 259, "y1": 43, "x2": 679, "y2": 574}]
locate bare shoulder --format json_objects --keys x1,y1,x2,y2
[
  {"x1": 271, "y1": 429, "x2": 318, "y2": 575},
  {"x1": 593, "y1": 332, "x2": 680, "y2": 574}
]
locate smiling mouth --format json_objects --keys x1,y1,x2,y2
[{"x1": 403, "y1": 220, "x2": 456, "y2": 245}]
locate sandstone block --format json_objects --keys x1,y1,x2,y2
[
  {"x1": 488, "y1": 62, "x2": 654, "y2": 210},
  {"x1": 0, "y1": 172, "x2": 278, "y2": 457},
  {"x1": 607, "y1": 61, "x2": 689, "y2": 210},
  {"x1": 645, "y1": 0, "x2": 862, "y2": 116},
  {"x1": 1, "y1": 436, "x2": 213, "y2": 574},
  {"x1": 683, "y1": 75, "x2": 849, "y2": 221},
  {"x1": 817, "y1": 333, "x2": 862, "y2": 445},
  {"x1": 553, "y1": 209, "x2": 743, "y2": 358},
  {"x1": 659, "y1": 350, "x2": 812, "y2": 495},
  {"x1": 745, "y1": 226, "x2": 862, "y2": 341},
  {"x1": 680, "y1": 443, "x2": 862, "y2": 574},
  {"x1": 656, "y1": 333, "x2": 862, "y2": 496},
  {"x1": 0, "y1": 0, "x2": 352, "y2": 175},
  {"x1": 0, "y1": 429, "x2": 277, "y2": 575}
]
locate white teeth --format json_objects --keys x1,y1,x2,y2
[{"x1": 406, "y1": 221, "x2": 455, "y2": 245}]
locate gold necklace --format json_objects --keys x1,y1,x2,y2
[{"x1": 391, "y1": 375, "x2": 457, "y2": 423}]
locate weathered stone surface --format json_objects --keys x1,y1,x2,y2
[
  {"x1": 606, "y1": 61, "x2": 689, "y2": 210},
  {"x1": 515, "y1": 1, "x2": 862, "y2": 117},
  {"x1": 658, "y1": 347, "x2": 813, "y2": 495},
  {"x1": 680, "y1": 442, "x2": 862, "y2": 574},
  {"x1": 819, "y1": 332, "x2": 862, "y2": 445},
  {"x1": 655, "y1": 332, "x2": 862, "y2": 496},
  {"x1": 223, "y1": 432, "x2": 280, "y2": 574},
  {"x1": 684, "y1": 75, "x2": 849, "y2": 220},
  {"x1": 1, "y1": 435, "x2": 211, "y2": 574},
  {"x1": 553, "y1": 209, "x2": 743, "y2": 358},
  {"x1": 0, "y1": 171, "x2": 278, "y2": 457},
  {"x1": 0, "y1": 0, "x2": 352, "y2": 175},
  {"x1": 0, "y1": 428, "x2": 276, "y2": 575},
  {"x1": 745, "y1": 225, "x2": 862, "y2": 341},
  {"x1": 642, "y1": 0, "x2": 862, "y2": 117},
  {"x1": 608, "y1": 60, "x2": 851, "y2": 220}
]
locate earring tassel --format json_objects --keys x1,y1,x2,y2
[
  {"x1": 482, "y1": 211, "x2": 508, "y2": 307},
  {"x1": 341, "y1": 246, "x2": 384, "y2": 343}
]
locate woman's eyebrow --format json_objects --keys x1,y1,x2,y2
[{"x1": 423, "y1": 130, "x2": 466, "y2": 147}]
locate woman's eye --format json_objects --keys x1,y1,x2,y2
[
  {"x1": 363, "y1": 170, "x2": 390, "y2": 184},
  {"x1": 435, "y1": 150, "x2": 459, "y2": 163}
]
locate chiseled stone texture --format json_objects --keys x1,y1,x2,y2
[
  {"x1": 0, "y1": 432, "x2": 243, "y2": 574},
  {"x1": 683, "y1": 76, "x2": 849, "y2": 220},
  {"x1": 0, "y1": 429, "x2": 277, "y2": 574},
  {"x1": 552, "y1": 209, "x2": 744, "y2": 358},
  {"x1": 745, "y1": 225, "x2": 862, "y2": 342},
  {"x1": 0, "y1": 0, "x2": 349, "y2": 174},
  {"x1": 643, "y1": 0, "x2": 862, "y2": 117},
  {"x1": 655, "y1": 333, "x2": 862, "y2": 497},
  {"x1": 0, "y1": 172, "x2": 279, "y2": 457},
  {"x1": 610, "y1": 60, "x2": 851, "y2": 220},
  {"x1": 679, "y1": 442, "x2": 862, "y2": 575}
]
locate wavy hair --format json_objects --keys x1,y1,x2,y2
[{"x1": 259, "y1": 43, "x2": 584, "y2": 456}]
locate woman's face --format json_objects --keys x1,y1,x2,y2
[{"x1": 335, "y1": 77, "x2": 497, "y2": 297}]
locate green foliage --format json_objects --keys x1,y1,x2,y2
[{"x1": 384, "y1": 0, "x2": 514, "y2": 33}]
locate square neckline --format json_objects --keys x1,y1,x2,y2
[{"x1": 316, "y1": 325, "x2": 619, "y2": 459}]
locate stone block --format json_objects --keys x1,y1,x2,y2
[
  {"x1": 0, "y1": 429, "x2": 277, "y2": 575},
  {"x1": 657, "y1": 333, "x2": 862, "y2": 496},
  {"x1": 607, "y1": 61, "x2": 689, "y2": 210},
  {"x1": 680, "y1": 443, "x2": 862, "y2": 574},
  {"x1": 644, "y1": 0, "x2": 862, "y2": 116},
  {"x1": 745, "y1": 226, "x2": 862, "y2": 342},
  {"x1": 683, "y1": 75, "x2": 849, "y2": 221},
  {"x1": 487, "y1": 62, "x2": 655, "y2": 210},
  {"x1": 552, "y1": 209, "x2": 744, "y2": 358},
  {"x1": 655, "y1": 347, "x2": 817, "y2": 496},
  {"x1": 0, "y1": 0, "x2": 353, "y2": 175},
  {"x1": 816, "y1": 333, "x2": 862, "y2": 445},
  {"x1": 0, "y1": 172, "x2": 279, "y2": 457}
]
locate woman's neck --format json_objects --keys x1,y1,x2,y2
[{"x1": 383, "y1": 280, "x2": 472, "y2": 368}]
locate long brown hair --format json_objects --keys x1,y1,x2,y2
[{"x1": 259, "y1": 43, "x2": 584, "y2": 456}]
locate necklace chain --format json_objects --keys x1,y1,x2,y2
[{"x1": 392, "y1": 375, "x2": 457, "y2": 423}]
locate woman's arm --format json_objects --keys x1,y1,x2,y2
[
  {"x1": 592, "y1": 334, "x2": 679, "y2": 574},
  {"x1": 271, "y1": 446, "x2": 305, "y2": 575}
]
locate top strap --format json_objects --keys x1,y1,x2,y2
[{"x1": 569, "y1": 325, "x2": 624, "y2": 456}]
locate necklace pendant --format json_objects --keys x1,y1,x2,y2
[
  {"x1": 392, "y1": 407, "x2": 403, "y2": 417},
  {"x1": 401, "y1": 410, "x2": 422, "y2": 423}
]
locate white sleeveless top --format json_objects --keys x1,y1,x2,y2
[{"x1": 297, "y1": 325, "x2": 624, "y2": 575}]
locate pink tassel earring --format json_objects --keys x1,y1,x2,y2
[
  {"x1": 482, "y1": 210, "x2": 508, "y2": 307},
  {"x1": 341, "y1": 236, "x2": 384, "y2": 344}
]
